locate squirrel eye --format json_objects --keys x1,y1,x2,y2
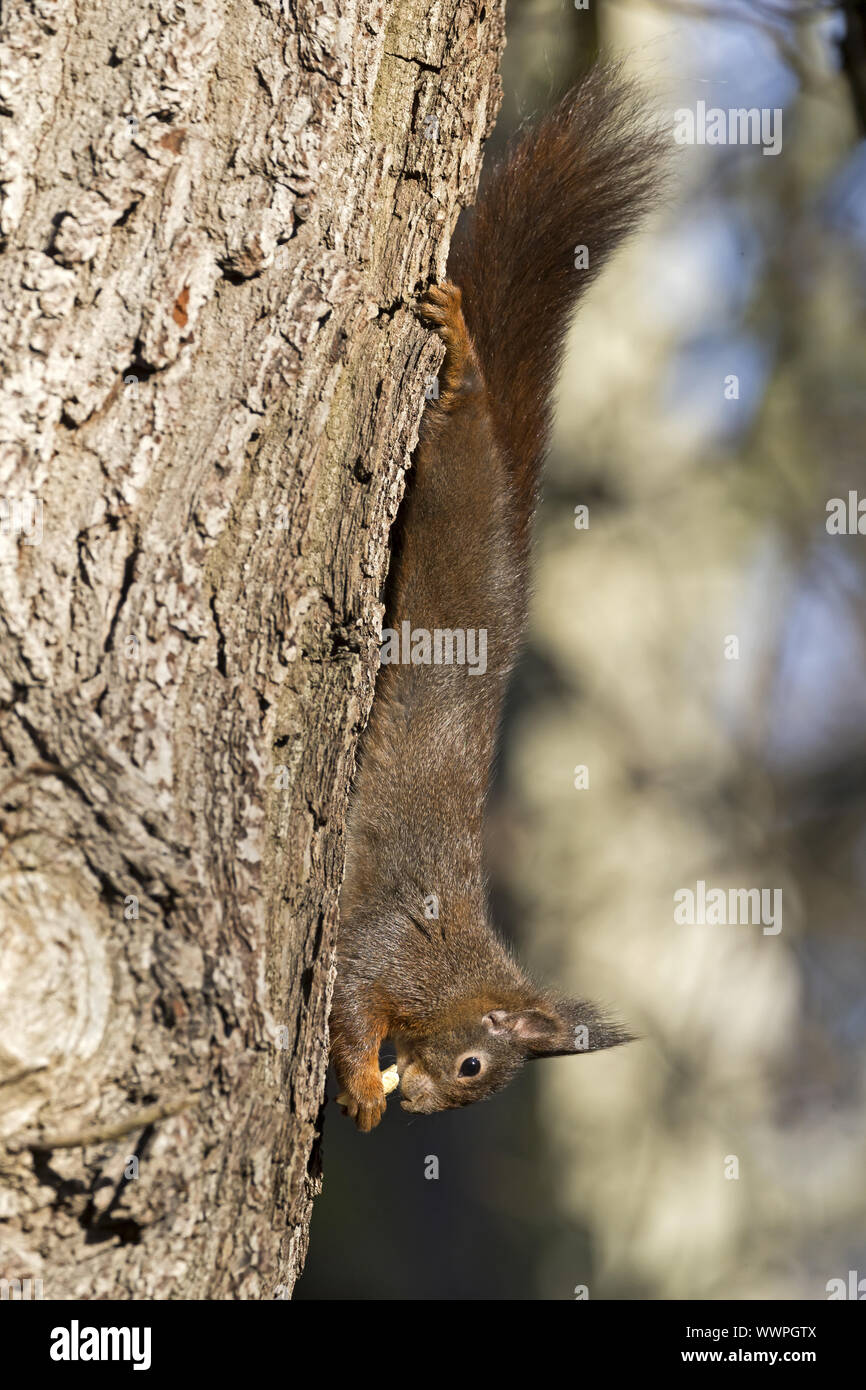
[{"x1": 459, "y1": 1056, "x2": 482, "y2": 1078}]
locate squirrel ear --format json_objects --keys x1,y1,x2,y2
[
  {"x1": 484, "y1": 1002, "x2": 632, "y2": 1057},
  {"x1": 484, "y1": 1007, "x2": 560, "y2": 1046}
]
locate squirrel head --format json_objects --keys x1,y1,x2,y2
[{"x1": 395, "y1": 997, "x2": 631, "y2": 1114}]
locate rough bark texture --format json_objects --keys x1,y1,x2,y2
[{"x1": 0, "y1": 0, "x2": 504, "y2": 1299}]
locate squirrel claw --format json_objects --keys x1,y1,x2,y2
[
  {"x1": 416, "y1": 282, "x2": 463, "y2": 336},
  {"x1": 336, "y1": 1082, "x2": 387, "y2": 1132},
  {"x1": 416, "y1": 282, "x2": 472, "y2": 406}
]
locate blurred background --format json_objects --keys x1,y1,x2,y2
[{"x1": 298, "y1": 0, "x2": 866, "y2": 1300}]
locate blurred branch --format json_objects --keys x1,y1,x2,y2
[
  {"x1": 616, "y1": 0, "x2": 846, "y2": 98},
  {"x1": 840, "y1": 0, "x2": 866, "y2": 132}
]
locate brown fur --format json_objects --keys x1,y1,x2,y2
[{"x1": 331, "y1": 67, "x2": 663, "y2": 1131}]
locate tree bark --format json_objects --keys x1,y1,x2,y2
[{"x1": 0, "y1": 0, "x2": 504, "y2": 1299}]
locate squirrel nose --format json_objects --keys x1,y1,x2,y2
[
  {"x1": 399, "y1": 1061, "x2": 419, "y2": 1094},
  {"x1": 398, "y1": 1061, "x2": 431, "y2": 1106}
]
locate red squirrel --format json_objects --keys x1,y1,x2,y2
[{"x1": 331, "y1": 67, "x2": 662, "y2": 1130}]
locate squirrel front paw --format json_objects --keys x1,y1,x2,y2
[{"x1": 337, "y1": 1071, "x2": 387, "y2": 1132}]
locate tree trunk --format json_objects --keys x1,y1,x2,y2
[{"x1": 0, "y1": 0, "x2": 504, "y2": 1299}]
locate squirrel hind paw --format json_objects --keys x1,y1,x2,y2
[
  {"x1": 416, "y1": 280, "x2": 462, "y2": 325},
  {"x1": 416, "y1": 282, "x2": 473, "y2": 405}
]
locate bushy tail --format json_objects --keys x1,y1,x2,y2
[{"x1": 448, "y1": 64, "x2": 664, "y2": 548}]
